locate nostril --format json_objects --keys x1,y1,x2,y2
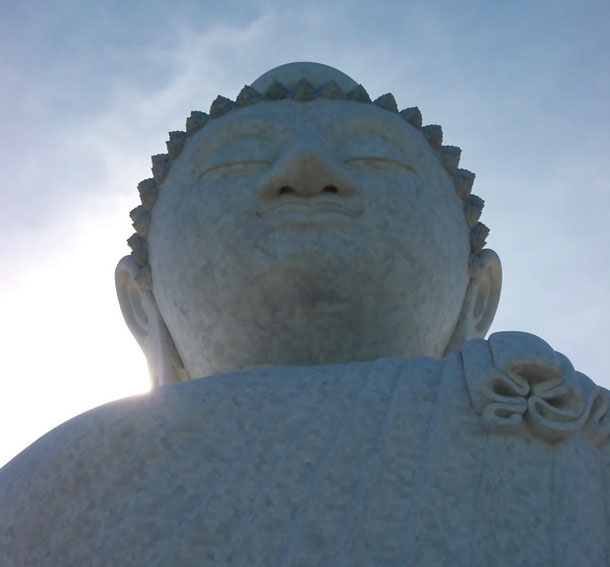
[
  {"x1": 322, "y1": 185, "x2": 338, "y2": 194},
  {"x1": 276, "y1": 185, "x2": 340, "y2": 197}
]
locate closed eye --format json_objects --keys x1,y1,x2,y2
[
  {"x1": 200, "y1": 160, "x2": 271, "y2": 178},
  {"x1": 199, "y1": 137, "x2": 275, "y2": 178},
  {"x1": 343, "y1": 156, "x2": 415, "y2": 173},
  {"x1": 338, "y1": 136, "x2": 414, "y2": 174}
]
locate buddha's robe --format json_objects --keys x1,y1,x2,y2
[{"x1": 1, "y1": 332, "x2": 608, "y2": 566}]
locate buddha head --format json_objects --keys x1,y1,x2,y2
[{"x1": 115, "y1": 62, "x2": 502, "y2": 386}]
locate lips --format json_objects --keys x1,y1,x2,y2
[{"x1": 257, "y1": 195, "x2": 363, "y2": 219}]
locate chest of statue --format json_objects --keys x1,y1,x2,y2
[{"x1": 1, "y1": 332, "x2": 607, "y2": 566}]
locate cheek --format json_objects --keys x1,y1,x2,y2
[
  {"x1": 381, "y1": 172, "x2": 469, "y2": 263},
  {"x1": 362, "y1": 175, "x2": 431, "y2": 259},
  {"x1": 153, "y1": 178, "x2": 254, "y2": 277},
  {"x1": 151, "y1": 175, "x2": 264, "y2": 308},
  {"x1": 193, "y1": 177, "x2": 259, "y2": 235},
  {"x1": 360, "y1": 173, "x2": 419, "y2": 214},
  {"x1": 362, "y1": 172, "x2": 470, "y2": 297}
]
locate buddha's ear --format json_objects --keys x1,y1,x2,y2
[
  {"x1": 115, "y1": 256, "x2": 189, "y2": 387},
  {"x1": 445, "y1": 249, "x2": 502, "y2": 354}
]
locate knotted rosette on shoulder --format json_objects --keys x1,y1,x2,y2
[{"x1": 462, "y1": 331, "x2": 609, "y2": 445}]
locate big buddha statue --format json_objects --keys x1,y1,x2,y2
[{"x1": 1, "y1": 63, "x2": 608, "y2": 567}]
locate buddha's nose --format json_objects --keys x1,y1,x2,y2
[{"x1": 260, "y1": 140, "x2": 356, "y2": 201}]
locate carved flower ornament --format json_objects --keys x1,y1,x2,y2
[{"x1": 462, "y1": 331, "x2": 609, "y2": 445}]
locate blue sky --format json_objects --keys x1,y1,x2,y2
[{"x1": 1, "y1": 0, "x2": 608, "y2": 465}]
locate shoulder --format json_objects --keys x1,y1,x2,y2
[{"x1": 459, "y1": 330, "x2": 609, "y2": 444}]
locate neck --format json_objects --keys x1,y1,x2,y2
[{"x1": 173, "y1": 285, "x2": 451, "y2": 379}]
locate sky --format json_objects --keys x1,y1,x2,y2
[{"x1": 0, "y1": 0, "x2": 608, "y2": 466}]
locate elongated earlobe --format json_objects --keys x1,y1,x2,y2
[
  {"x1": 445, "y1": 249, "x2": 502, "y2": 354},
  {"x1": 115, "y1": 256, "x2": 189, "y2": 387}
]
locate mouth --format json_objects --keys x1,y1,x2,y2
[{"x1": 256, "y1": 195, "x2": 363, "y2": 221}]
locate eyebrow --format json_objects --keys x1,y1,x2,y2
[
  {"x1": 323, "y1": 114, "x2": 417, "y2": 164},
  {"x1": 323, "y1": 113, "x2": 412, "y2": 146},
  {"x1": 204, "y1": 118, "x2": 288, "y2": 154}
]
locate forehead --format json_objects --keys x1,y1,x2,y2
[{"x1": 184, "y1": 99, "x2": 434, "y2": 159}]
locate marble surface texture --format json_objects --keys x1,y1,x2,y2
[{"x1": 1, "y1": 332, "x2": 608, "y2": 566}]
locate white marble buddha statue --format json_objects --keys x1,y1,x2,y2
[{"x1": 1, "y1": 62, "x2": 608, "y2": 567}]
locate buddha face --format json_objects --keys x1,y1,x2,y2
[{"x1": 146, "y1": 98, "x2": 473, "y2": 378}]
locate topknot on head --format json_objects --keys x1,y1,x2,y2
[
  {"x1": 264, "y1": 80, "x2": 289, "y2": 101},
  {"x1": 250, "y1": 61, "x2": 359, "y2": 94},
  {"x1": 318, "y1": 80, "x2": 343, "y2": 100},
  {"x1": 292, "y1": 79, "x2": 317, "y2": 101},
  {"x1": 400, "y1": 107, "x2": 423, "y2": 128},
  {"x1": 137, "y1": 178, "x2": 159, "y2": 211},
  {"x1": 186, "y1": 111, "x2": 209, "y2": 135},
  {"x1": 166, "y1": 131, "x2": 187, "y2": 159},
  {"x1": 373, "y1": 93, "x2": 398, "y2": 113},
  {"x1": 347, "y1": 84, "x2": 371, "y2": 103},
  {"x1": 422, "y1": 125, "x2": 443, "y2": 149},
  {"x1": 453, "y1": 169, "x2": 476, "y2": 200},
  {"x1": 209, "y1": 95, "x2": 234, "y2": 118},
  {"x1": 439, "y1": 146, "x2": 461, "y2": 174},
  {"x1": 235, "y1": 85, "x2": 263, "y2": 107},
  {"x1": 151, "y1": 154, "x2": 170, "y2": 183}
]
